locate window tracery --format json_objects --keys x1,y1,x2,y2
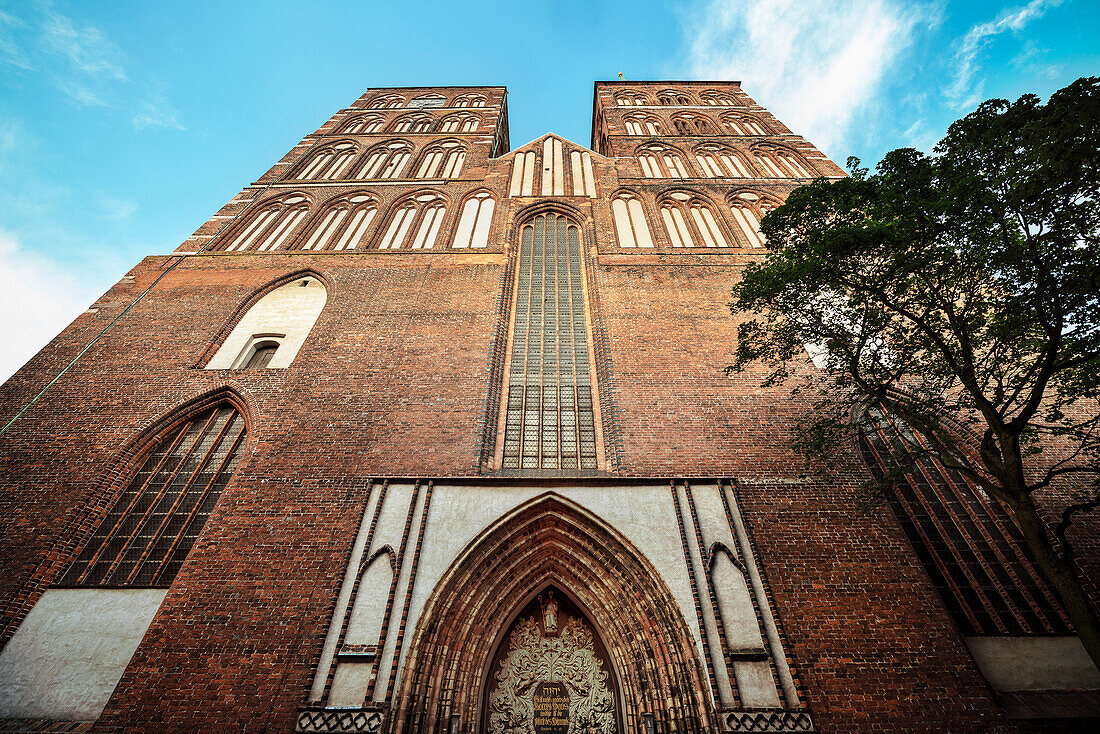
[
  {"x1": 700, "y1": 90, "x2": 739, "y2": 106},
  {"x1": 451, "y1": 191, "x2": 495, "y2": 249},
  {"x1": 611, "y1": 191, "x2": 654, "y2": 248},
  {"x1": 355, "y1": 141, "x2": 413, "y2": 179},
  {"x1": 659, "y1": 192, "x2": 728, "y2": 248},
  {"x1": 727, "y1": 191, "x2": 776, "y2": 248},
  {"x1": 671, "y1": 113, "x2": 713, "y2": 135},
  {"x1": 657, "y1": 90, "x2": 693, "y2": 105},
  {"x1": 623, "y1": 114, "x2": 661, "y2": 135},
  {"x1": 378, "y1": 192, "x2": 447, "y2": 249},
  {"x1": 721, "y1": 113, "x2": 768, "y2": 135},
  {"x1": 295, "y1": 141, "x2": 359, "y2": 180},
  {"x1": 637, "y1": 144, "x2": 690, "y2": 178},
  {"x1": 439, "y1": 112, "x2": 480, "y2": 132},
  {"x1": 338, "y1": 114, "x2": 384, "y2": 134},
  {"x1": 222, "y1": 193, "x2": 311, "y2": 252},
  {"x1": 452, "y1": 93, "x2": 487, "y2": 108},
  {"x1": 366, "y1": 94, "x2": 404, "y2": 109},
  {"x1": 695, "y1": 145, "x2": 754, "y2": 178},
  {"x1": 615, "y1": 91, "x2": 647, "y2": 106},
  {"x1": 390, "y1": 113, "x2": 434, "y2": 133},
  {"x1": 414, "y1": 141, "x2": 465, "y2": 179},
  {"x1": 300, "y1": 193, "x2": 379, "y2": 250},
  {"x1": 753, "y1": 145, "x2": 814, "y2": 178}
]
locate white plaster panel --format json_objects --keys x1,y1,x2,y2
[
  {"x1": 734, "y1": 660, "x2": 782, "y2": 708},
  {"x1": 964, "y1": 636, "x2": 1100, "y2": 691},
  {"x1": 0, "y1": 588, "x2": 166, "y2": 720},
  {"x1": 206, "y1": 278, "x2": 326, "y2": 369},
  {"x1": 370, "y1": 483, "x2": 416, "y2": 552},
  {"x1": 328, "y1": 662, "x2": 374, "y2": 708},
  {"x1": 388, "y1": 484, "x2": 701, "y2": 697}
]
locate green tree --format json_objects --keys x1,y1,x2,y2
[{"x1": 729, "y1": 77, "x2": 1100, "y2": 666}]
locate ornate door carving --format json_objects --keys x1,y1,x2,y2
[{"x1": 484, "y1": 589, "x2": 619, "y2": 734}]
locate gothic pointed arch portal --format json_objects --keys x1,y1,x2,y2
[{"x1": 392, "y1": 493, "x2": 713, "y2": 734}]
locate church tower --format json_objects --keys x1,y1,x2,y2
[{"x1": 1, "y1": 82, "x2": 1096, "y2": 734}]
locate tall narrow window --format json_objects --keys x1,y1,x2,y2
[
  {"x1": 356, "y1": 142, "x2": 412, "y2": 179},
  {"x1": 624, "y1": 115, "x2": 660, "y2": 135},
  {"x1": 570, "y1": 151, "x2": 596, "y2": 197},
  {"x1": 695, "y1": 146, "x2": 752, "y2": 178},
  {"x1": 299, "y1": 194, "x2": 378, "y2": 251},
  {"x1": 414, "y1": 142, "x2": 465, "y2": 179},
  {"x1": 729, "y1": 192, "x2": 773, "y2": 248},
  {"x1": 860, "y1": 407, "x2": 1070, "y2": 636},
  {"x1": 660, "y1": 193, "x2": 728, "y2": 248},
  {"x1": 222, "y1": 193, "x2": 311, "y2": 252},
  {"x1": 391, "y1": 114, "x2": 434, "y2": 133},
  {"x1": 508, "y1": 151, "x2": 537, "y2": 197},
  {"x1": 378, "y1": 193, "x2": 447, "y2": 250},
  {"x1": 502, "y1": 213, "x2": 598, "y2": 470},
  {"x1": 611, "y1": 192, "x2": 654, "y2": 248},
  {"x1": 295, "y1": 142, "x2": 358, "y2": 180},
  {"x1": 754, "y1": 147, "x2": 814, "y2": 178},
  {"x1": 241, "y1": 340, "x2": 280, "y2": 369},
  {"x1": 451, "y1": 192, "x2": 495, "y2": 249},
  {"x1": 339, "y1": 115, "x2": 384, "y2": 134},
  {"x1": 60, "y1": 404, "x2": 247, "y2": 587},
  {"x1": 637, "y1": 145, "x2": 689, "y2": 178}
]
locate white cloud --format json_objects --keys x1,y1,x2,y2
[
  {"x1": 681, "y1": 0, "x2": 942, "y2": 159},
  {"x1": 133, "y1": 92, "x2": 186, "y2": 131},
  {"x1": 947, "y1": 0, "x2": 1063, "y2": 109},
  {"x1": 0, "y1": 230, "x2": 102, "y2": 383}
]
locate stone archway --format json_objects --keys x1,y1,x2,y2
[{"x1": 391, "y1": 493, "x2": 713, "y2": 734}]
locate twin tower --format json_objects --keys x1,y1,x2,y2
[{"x1": 0, "y1": 83, "x2": 1094, "y2": 733}]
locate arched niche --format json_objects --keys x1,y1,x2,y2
[
  {"x1": 205, "y1": 275, "x2": 327, "y2": 369},
  {"x1": 392, "y1": 493, "x2": 712, "y2": 734}
]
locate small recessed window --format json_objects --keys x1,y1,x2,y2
[{"x1": 233, "y1": 335, "x2": 285, "y2": 369}]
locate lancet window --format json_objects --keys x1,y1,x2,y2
[
  {"x1": 728, "y1": 192, "x2": 775, "y2": 248},
  {"x1": 439, "y1": 113, "x2": 480, "y2": 132},
  {"x1": 615, "y1": 91, "x2": 647, "y2": 105},
  {"x1": 695, "y1": 145, "x2": 754, "y2": 178},
  {"x1": 611, "y1": 191, "x2": 654, "y2": 248},
  {"x1": 452, "y1": 93, "x2": 487, "y2": 108},
  {"x1": 701, "y1": 90, "x2": 739, "y2": 106},
  {"x1": 753, "y1": 146, "x2": 814, "y2": 178},
  {"x1": 414, "y1": 141, "x2": 465, "y2": 179},
  {"x1": 390, "y1": 114, "x2": 434, "y2": 133},
  {"x1": 366, "y1": 94, "x2": 404, "y2": 109},
  {"x1": 859, "y1": 406, "x2": 1071, "y2": 636},
  {"x1": 295, "y1": 141, "x2": 358, "y2": 180},
  {"x1": 299, "y1": 194, "x2": 379, "y2": 250},
  {"x1": 509, "y1": 151, "x2": 537, "y2": 196},
  {"x1": 338, "y1": 114, "x2": 384, "y2": 134},
  {"x1": 657, "y1": 90, "x2": 693, "y2": 105},
  {"x1": 659, "y1": 192, "x2": 728, "y2": 248},
  {"x1": 378, "y1": 192, "x2": 447, "y2": 249},
  {"x1": 501, "y1": 212, "x2": 598, "y2": 470},
  {"x1": 451, "y1": 191, "x2": 495, "y2": 249},
  {"x1": 59, "y1": 403, "x2": 247, "y2": 587},
  {"x1": 623, "y1": 115, "x2": 661, "y2": 135},
  {"x1": 637, "y1": 145, "x2": 690, "y2": 178},
  {"x1": 356, "y1": 141, "x2": 412, "y2": 179},
  {"x1": 222, "y1": 193, "x2": 311, "y2": 252},
  {"x1": 671, "y1": 113, "x2": 713, "y2": 134},
  {"x1": 570, "y1": 150, "x2": 596, "y2": 197},
  {"x1": 721, "y1": 113, "x2": 768, "y2": 135}
]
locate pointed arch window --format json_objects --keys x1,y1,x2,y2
[
  {"x1": 222, "y1": 193, "x2": 311, "y2": 252},
  {"x1": 378, "y1": 192, "x2": 447, "y2": 250},
  {"x1": 695, "y1": 145, "x2": 753, "y2": 178},
  {"x1": 366, "y1": 94, "x2": 404, "y2": 109},
  {"x1": 611, "y1": 192, "x2": 654, "y2": 248},
  {"x1": 701, "y1": 91, "x2": 738, "y2": 106},
  {"x1": 439, "y1": 112, "x2": 480, "y2": 132},
  {"x1": 624, "y1": 115, "x2": 660, "y2": 135},
  {"x1": 295, "y1": 141, "x2": 358, "y2": 180},
  {"x1": 391, "y1": 114, "x2": 434, "y2": 133},
  {"x1": 638, "y1": 145, "x2": 689, "y2": 178},
  {"x1": 615, "y1": 91, "x2": 647, "y2": 106},
  {"x1": 300, "y1": 193, "x2": 379, "y2": 251},
  {"x1": 660, "y1": 193, "x2": 728, "y2": 248},
  {"x1": 356, "y1": 141, "x2": 412, "y2": 179},
  {"x1": 339, "y1": 114, "x2": 384, "y2": 134},
  {"x1": 59, "y1": 403, "x2": 247, "y2": 587},
  {"x1": 508, "y1": 151, "x2": 538, "y2": 197},
  {"x1": 414, "y1": 141, "x2": 466, "y2": 179},
  {"x1": 672, "y1": 113, "x2": 712, "y2": 135},
  {"x1": 657, "y1": 90, "x2": 692, "y2": 106},
  {"x1": 451, "y1": 191, "x2": 495, "y2": 249},
  {"x1": 754, "y1": 147, "x2": 814, "y2": 178},
  {"x1": 722, "y1": 114, "x2": 768, "y2": 135},
  {"x1": 728, "y1": 192, "x2": 774, "y2": 248},
  {"x1": 452, "y1": 93, "x2": 487, "y2": 108}
]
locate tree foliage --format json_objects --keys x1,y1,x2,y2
[{"x1": 729, "y1": 77, "x2": 1100, "y2": 665}]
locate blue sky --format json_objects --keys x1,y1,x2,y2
[{"x1": 0, "y1": 0, "x2": 1096, "y2": 380}]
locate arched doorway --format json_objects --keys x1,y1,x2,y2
[
  {"x1": 391, "y1": 493, "x2": 712, "y2": 734},
  {"x1": 483, "y1": 586, "x2": 621, "y2": 734}
]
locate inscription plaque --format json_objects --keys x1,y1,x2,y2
[{"x1": 532, "y1": 682, "x2": 569, "y2": 734}]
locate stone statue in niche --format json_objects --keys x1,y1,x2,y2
[{"x1": 486, "y1": 602, "x2": 616, "y2": 734}]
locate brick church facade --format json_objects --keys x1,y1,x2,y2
[{"x1": 0, "y1": 82, "x2": 1097, "y2": 733}]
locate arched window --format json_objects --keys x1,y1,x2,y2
[
  {"x1": 721, "y1": 113, "x2": 768, "y2": 135},
  {"x1": 222, "y1": 193, "x2": 311, "y2": 252},
  {"x1": 366, "y1": 94, "x2": 404, "y2": 109},
  {"x1": 637, "y1": 145, "x2": 690, "y2": 178},
  {"x1": 414, "y1": 141, "x2": 465, "y2": 179},
  {"x1": 439, "y1": 112, "x2": 480, "y2": 132},
  {"x1": 294, "y1": 141, "x2": 358, "y2": 180},
  {"x1": 451, "y1": 191, "x2": 495, "y2": 249},
  {"x1": 753, "y1": 146, "x2": 814, "y2": 178},
  {"x1": 338, "y1": 114, "x2": 384, "y2": 134},
  {"x1": 452, "y1": 93, "x2": 487, "y2": 108},
  {"x1": 615, "y1": 91, "x2": 647, "y2": 106},
  {"x1": 299, "y1": 193, "x2": 379, "y2": 251},
  {"x1": 860, "y1": 406, "x2": 1071, "y2": 637},
  {"x1": 355, "y1": 141, "x2": 412, "y2": 179},
  {"x1": 695, "y1": 145, "x2": 754, "y2": 178},
  {"x1": 59, "y1": 402, "x2": 247, "y2": 587},
  {"x1": 570, "y1": 150, "x2": 596, "y2": 197},
  {"x1": 378, "y1": 192, "x2": 447, "y2": 249},
  {"x1": 206, "y1": 276, "x2": 327, "y2": 369},
  {"x1": 508, "y1": 151, "x2": 537, "y2": 197},
  {"x1": 657, "y1": 90, "x2": 692, "y2": 105},
  {"x1": 728, "y1": 192, "x2": 776, "y2": 248},
  {"x1": 408, "y1": 93, "x2": 445, "y2": 109},
  {"x1": 390, "y1": 113, "x2": 434, "y2": 133},
  {"x1": 611, "y1": 191, "x2": 654, "y2": 248},
  {"x1": 624, "y1": 114, "x2": 660, "y2": 135},
  {"x1": 671, "y1": 113, "x2": 713, "y2": 135},
  {"x1": 701, "y1": 90, "x2": 738, "y2": 106},
  {"x1": 659, "y1": 192, "x2": 729, "y2": 248}
]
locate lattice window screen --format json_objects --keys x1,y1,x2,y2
[
  {"x1": 502, "y1": 213, "x2": 598, "y2": 470},
  {"x1": 860, "y1": 407, "x2": 1070, "y2": 636},
  {"x1": 61, "y1": 404, "x2": 246, "y2": 587}
]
